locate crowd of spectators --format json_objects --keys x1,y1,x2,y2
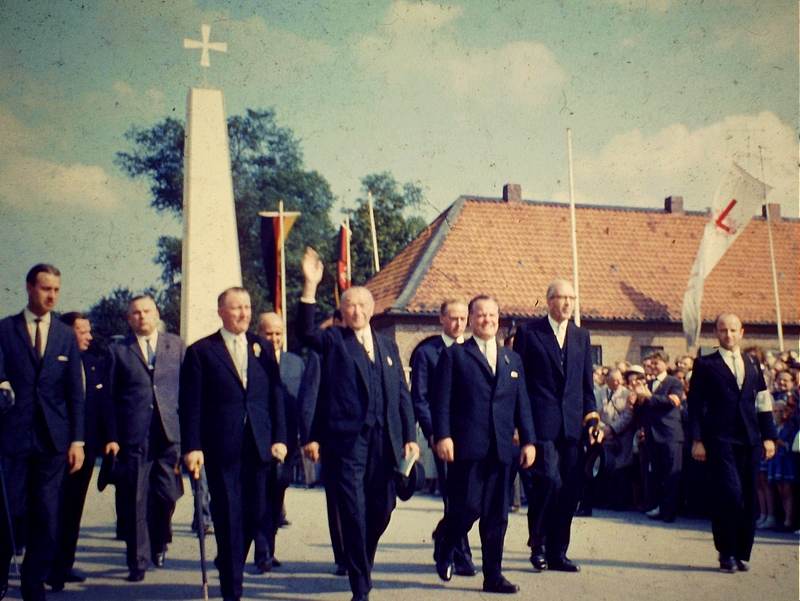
[{"x1": 580, "y1": 348, "x2": 800, "y2": 533}]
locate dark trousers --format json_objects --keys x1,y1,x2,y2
[
  {"x1": 0, "y1": 409, "x2": 67, "y2": 597},
  {"x1": 650, "y1": 440, "x2": 682, "y2": 517},
  {"x1": 432, "y1": 454, "x2": 473, "y2": 569},
  {"x1": 322, "y1": 459, "x2": 345, "y2": 567},
  {"x1": 205, "y1": 427, "x2": 269, "y2": 600},
  {"x1": 521, "y1": 437, "x2": 581, "y2": 560},
  {"x1": 51, "y1": 450, "x2": 98, "y2": 579},
  {"x1": 441, "y1": 457, "x2": 509, "y2": 582},
  {"x1": 254, "y1": 462, "x2": 290, "y2": 563},
  {"x1": 118, "y1": 419, "x2": 182, "y2": 571},
  {"x1": 328, "y1": 424, "x2": 396, "y2": 597},
  {"x1": 707, "y1": 442, "x2": 759, "y2": 561}
]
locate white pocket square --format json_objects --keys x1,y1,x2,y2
[
  {"x1": 95, "y1": 383, "x2": 103, "y2": 389},
  {"x1": 387, "y1": 357, "x2": 393, "y2": 366},
  {"x1": 57, "y1": 355, "x2": 69, "y2": 362},
  {"x1": 510, "y1": 371, "x2": 519, "y2": 378}
]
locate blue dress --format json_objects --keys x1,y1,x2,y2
[{"x1": 766, "y1": 422, "x2": 797, "y2": 483}]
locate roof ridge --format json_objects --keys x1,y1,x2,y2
[{"x1": 391, "y1": 197, "x2": 467, "y2": 310}]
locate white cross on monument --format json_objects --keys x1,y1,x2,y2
[{"x1": 184, "y1": 24, "x2": 227, "y2": 68}]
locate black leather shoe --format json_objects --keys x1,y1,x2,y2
[
  {"x1": 530, "y1": 546, "x2": 547, "y2": 571},
  {"x1": 20, "y1": 584, "x2": 46, "y2": 601},
  {"x1": 718, "y1": 555, "x2": 735, "y2": 573},
  {"x1": 334, "y1": 564, "x2": 348, "y2": 576},
  {"x1": 152, "y1": 549, "x2": 166, "y2": 568},
  {"x1": 734, "y1": 558, "x2": 749, "y2": 572},
  {"x1": 126, "y1": 569, "x2": 145, "y2": 582},
  {"x1": 256, "y1": 558, "x2": 272, "y2": 573},
  {"x1": 45, "y1": 573, "x2": 65, "y2": 590},
  {"x1": 63, "y1": 569, "x2": 86, "y2": 583},
  {"x1": 549, "y1": 557, "x2": 580, "y2": 572},
  {"x1": 661, "y1": 513, "x2": 677, "y2": 523},
  {"x1": 435, "y1": 553, "x2": 453, "y2": 582},
  {"x1": 574, "y1": 507, "x2": 592, "y2": 517},
  {"x1": 454, "y1": 559, "x2": 477, "y2": 576},
  {"x1": 482, "y1": 576, "x2": 519, "y2": 594},
  {"x1": 350, "y1": 594, "x2": 369, "y2": 601}
]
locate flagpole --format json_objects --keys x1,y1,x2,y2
[
  {"x1": 368, "y1": 190, "x2": 380, "y2": 273},
  {"x1": 567, "y1": 128, "x2": 581, "y2": 327},
  {"x1": 759, "y1": 147, "x2": 784, "y2": 351},
  {"x1": 279, "y1": 199, "x2": 288, "y2": 352},
  {"x1": 345, "y1": 212, "x2": 352, "y2": 284}
]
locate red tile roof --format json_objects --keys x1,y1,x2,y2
[{"x1": 367, "y1": 196, "x2": 799, "y2": 325}]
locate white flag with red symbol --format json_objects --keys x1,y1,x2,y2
[{"x1": 682, "y1": 163, "x2": 770, "y2": 348}]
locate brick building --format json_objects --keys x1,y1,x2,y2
[{"x1": 364, "y1": 184, "x2": 799, "y2": 369}]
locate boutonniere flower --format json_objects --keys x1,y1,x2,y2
[{"x1": 253, "y1": 343, "x2": 261, "y2": 357}]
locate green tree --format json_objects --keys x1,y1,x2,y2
[
  {"x1": 349, "y1": 172, "x2": 427, "y2": 285},
  {"x1": 114, "y1": 109, "x2": 338, "y2": 343}
]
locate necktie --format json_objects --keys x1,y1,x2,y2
[
  {"x1": 483, "y1": 340, "x2": 496, "y2": 375},
  {"x1": 146, "y1": 338, "x2": 155, "y2": 369},
  {"x1": 34, "y1": 318, "x2": 42, "y2": 359},
  {"x1": 733, "y1": 353, "x2": 744, "y2": 388},
  {"x1": 233, "y1": 337, "x2": 247, "y2": 383},
  {"x1": 651, "y1": 378, "x2": 661, "y2": 393},
  {"x1": 360, "y1": 333, "x2": 374, "y2": 363}
]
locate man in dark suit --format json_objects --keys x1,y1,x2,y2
[
  {"x1": 431, "y1": 295, "x2": 536, "y2": 594},
  {"x1": 48, "y1": 313, "x2": 119, "y2": 590},
  {"x1": 254, "y1": 311, "x2": 304, "y2": 571},
  {"x1": 181, "y1": 287, "x2": 287, "y2": 601},
  {"x1": 513, "y1": 279, "x2": 601, "y2": 573},
  {"x1": 108, "y1": 295, "x2": 184, "y2": 581},
  {"x1": 410, "y1": 299, "x2": 476, "y2": 576},
  {"x1": 688, "y1": 313, "x2": 776, "y2": 572},
  {"x1": 0, "y1": 264, "x2": 85, "y2": 601},
  {"x1": 630, "y1": 350, "x2": 684, "y2": 522},
  {"x1": 298, "y1": 311, "x2": 348, "y2": 577},
  {"x1": 298, "y1": 248, "x2": 418, "y2": 601}
]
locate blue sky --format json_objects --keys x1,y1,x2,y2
[{"x1": 0, "y1": 0, "x2": 797, "y2": 313}]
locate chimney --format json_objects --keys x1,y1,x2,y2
[
  {"x1": 503, "y1": 183, "x2": 522, "y2": 204},
  {"x1": 665, "y1": 196, "x2": 683, "y2": 214},
  {"x1": 762, "y1": 203, "x2": 781, "y2": 222}
]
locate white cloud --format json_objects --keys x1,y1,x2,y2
[
  {"x1": 556, "y1": 112, "x2": 798, "y2": 216},
  {"x1": 0, "y1": 155, "x2": 135, "y2": 210},
  {"x1": 0, "y1": 104, "x2": 36, "y2": 154},
  {"x1": 355, "y1": 0, "x2": 565, "y2": 109}
]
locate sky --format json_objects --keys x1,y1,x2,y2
[{"x1": 0, "y1": 0, "x2": 797, "y2": 314}]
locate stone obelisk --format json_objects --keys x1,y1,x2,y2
[{"x1": 181, "y1": 25, "x2": 242, "y2": 345}]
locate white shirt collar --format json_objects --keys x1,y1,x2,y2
[
  {"x1": 655, "y1": 371, "x2": 667, "y2": 383},
  {"x1": 441, "y1": 332, "x2": 464, "y2": 347},
  {"x1": 23, "y1": 308, "x2": 50, "y2": 324},
  {"x1": 718, "y1": 347, "x2": 741, "y2": 361},
  {"x1": 220, "y1": 328, "x2": 246, "y2": 345},
  {"x1": 353, "y1": 325, "x2": 373, "y2": 347}
]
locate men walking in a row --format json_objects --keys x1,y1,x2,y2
[
  {"x1": 0, "y1": 265, "x2": 85, "y2": 601},
  {"x1": 432, "y1": 295, "x2": 536, "y2": 594}
]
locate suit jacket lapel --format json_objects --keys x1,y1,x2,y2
[
  {"x1": 465, "y1": 337, "x2": 494, "y2": 381},
  {"x1": 535, "y1": 318, "x2": 564, "y2": 375},
  {"x1": 709, "y1": 351, "x2": 739, "y2": 392},
  {"x1": 123, "y1": 334, "x2": 149, "y2": 372},
  {"x1": 344, "y1": 329, "x2": 370, "y2": 391},
  {"x1": 210, "y1": 332, "x2": 244, "y2": 388},
  {"x1": 495, "y1": 346, "x2": 512, "y2": 388},
  {"x1": 12, "y1": 313, "x2": 38, "y2": 365}
]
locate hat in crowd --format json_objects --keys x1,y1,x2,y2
[
  {"x1": 624, "y1": 365, "x2": 646, "y2": 378},
  {"x1": 395, "y1": 462, "x2": 426, "y2": 502}
]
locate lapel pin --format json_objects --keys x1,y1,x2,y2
[{"x1": 387, "y1": 357, "x2": 393, "y2": 366}]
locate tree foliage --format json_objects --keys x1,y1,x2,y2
[
  {"x1": 349, "y1": 172, "x2": 427, "y2": 285},
  {"x1": 109, "y1": 109, "x2": 338, "y2": 345}
]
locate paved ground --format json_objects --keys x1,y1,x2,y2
[{"x1": 4, "y1": 470, "x2": 798, "y2": 601}]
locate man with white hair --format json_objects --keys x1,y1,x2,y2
[{"x1": 298, "y1": 248, "x2": 418, "y2": 601}]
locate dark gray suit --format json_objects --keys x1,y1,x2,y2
[
  {"x1": 0, "y1": 312, "x2": 85, "y2": 595},
  {"x1": 109, "y1": 332, "x2": 184, "y2": 572}
]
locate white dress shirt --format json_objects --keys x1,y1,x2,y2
[
  {"x1": 354, "y1": 325, "x2": 375, "y2": 362},
  {"x1": 473, "y1": 336, "x2": 497, "y2": 374},
  {"x1": 651, "y1": 370, "x2": 667, "y2": 392},
  {"x1": 547, "y1": 314, "x2": 568, "y2": 349},
  {"x1": 24, "y1": 308, "x2": 51, "y2": 356},
  {"x1": 221, "y1": 328, "x2": 248, "y2": 386},
  {"x1": 441, "y1": 332, "x2": 464, "y2": 348},
  {"x1": 719, "y1": 347, "x2": 745, "y2": 388},
  {"x1": 135, "y1": 330, "x2": 159, "y2": 369}
]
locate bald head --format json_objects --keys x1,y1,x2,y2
[{"x1": 258, "y1": 312, "x2": 284, "y2": 352}]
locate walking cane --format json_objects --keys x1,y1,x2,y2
[
  {"x1": 0, "y1": 458, "x2": 19, "y2": 575},
  {"x1": 191, "y1": 469, "x2": 209, "y2": 601}
]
